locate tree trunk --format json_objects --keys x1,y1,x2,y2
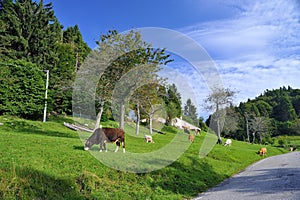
[
  {"x1": 135, "y1": 103, "x2": 140, "y2": 135},
  {"x1": 149, "y1": 113, "x2": 153, "y2": 135},
  {"x1": 216, "y1": 118, "x2": 222, "y2": 144},
  {"x1": 94, "y1": 104, "x2": 104, "y2": 130},
  {"x1": 119, "y1": 98, "x2": 125, "y2": 130},
  {"x1": 245, "y1": 116, "x2": 250, "y2": 143},
  {"x1": 258, "y1": 132, "x2": 262, "y2": 144},
  {"x1": 252, "y1": 132, "x2": 256, "y2": 143}
]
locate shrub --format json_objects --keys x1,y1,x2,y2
[{"x1": 0, "y1": 60, "x2": 45, "y2": 119}]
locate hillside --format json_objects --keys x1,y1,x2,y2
[
  {"x1": 0, "y1": 116, "x2": 288, "y2": 199},
  {"x1": 215, "y1": 86, "x2": 300, "y2": 143}
]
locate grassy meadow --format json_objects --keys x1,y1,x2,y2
[{"x1": 0, "y1": 116, "x2": 289, "y2": 200}]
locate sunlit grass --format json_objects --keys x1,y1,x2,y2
[{"x1": 0, "y1": 116, "x2": 289, "y2": 199}]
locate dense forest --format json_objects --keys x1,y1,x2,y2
[
  {"x1": 215, "y1": 86, "x2": 300, "y2": 143},
  {"x1": 0, "y1": 0, "x2": 90, "y2": 118}
]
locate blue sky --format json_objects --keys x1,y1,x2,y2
[{"x1": 47, "y1": 0, "x2": 300, "y2": 117}]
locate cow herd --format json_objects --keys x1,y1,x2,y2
[{"x1": 83, "y1": 128, "x2": 268, "y2": 157}]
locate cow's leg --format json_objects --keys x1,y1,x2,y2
[
  {"x1": 114, "y1": 146, "x2": 119, "y2": 153},
  {"x1": 122, "y1": 141, "x2": 125, "y2": 153},
  {"x1": 103, "y1": 142, "x2": 107, "y2": 152},
  {"x1": 99, "y1": 143, "x2": 103, "y2": 152}
]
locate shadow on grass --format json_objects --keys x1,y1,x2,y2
[
  {"x1": 2, "y1": 120, "x2": 78, "y2": 138},
  {"x1": 0, "y1": 166, "x2": 84, "y2": 200},
  {"x1": 148, "y1": 156, "x2": 227, "y2": 198},
  {"x1": 73, "y1": 145, "x2": 84, "y2": 151}
]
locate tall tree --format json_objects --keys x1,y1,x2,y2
[
  {"x1": 62, "y1": 25, "x2": 90, "y2": 71},
  {"x1": 272, "y1": 95, "x2": 297, "y2": 122},
  {"x1": 249, "y1": 116, "x2": 270, "y2": 144},
  {"x1": 51, "y1": 25, "x2": 90, "y2": 115},
  {"x1": 204, "y1": 87, "x2": 236, "y2": 144},
  {"x1": 91, "y1": 30, "x2": 172, "y2": 130},
  {"x1": 0, "y1": 0, "x2": 62, "y2": 69},
  {"x1": 223, "y1": 107, "x2": 239, "y2": 138},
  {"x1": 163, "y1": 84, "x2": 182, "y2": 125},
  {"x1": 131, "y1": 83, "x2": 166, "y2": 135},
  {"x1": 184, "y1": 98, "x2": 198, "y2": 125}
]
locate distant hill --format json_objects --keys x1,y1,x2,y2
[{"x1": 209, "y1": 86, "x2": 300, "y2": 143}]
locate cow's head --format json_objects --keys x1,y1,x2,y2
[{"x1": 84, "y1": 140, "x2": 92, "y2": 151}]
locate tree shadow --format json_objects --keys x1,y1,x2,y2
[
  {"x1": 73, "y1": 145, "x2": 85, "y2": 151},
  {"x1": 147, "y1": 156, "x2": 227, "y2": 198},
  {"x1": 2, "y1": 120, "x2": 78, "y2": 138},
  {"x1": 1, "y1": 166, "x2": 84, "y2": 200}
]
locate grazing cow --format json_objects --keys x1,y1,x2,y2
[
  {"x1": 144, "y1": 135, "x2": 154, "y2": 143},
  {"x1": 183, "y1": 125, "x2": 190, "y2": 134},
  {"x1": 194, "y1": 128, "x2": 201, "y2": 135},
  {"x1": 258, "y1": 147, "x2": 267, "y2": 156},
  {"x1": 224, "y1": 139, "x2": 232, "y2": 146},
  {"x1": 188, "y1": 134, "x2": 194, "y2": 142},
  {"x1": 84, "y1": 128, "x2": 125, "y2": 153},
  {"x1": 290, "y1": 146, "x2": 297, "y2": 151}
]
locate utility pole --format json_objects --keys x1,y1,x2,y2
[{"x1": 43, "y1": 70, "x2": 49, "y2": 123}]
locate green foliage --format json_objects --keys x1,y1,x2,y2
[
  {"x1": 184, "y1": 98, "x2": 198, "y2": 126},
  {"x1": 0, "y1": 60, "x2": 45, "y2": 119},
  {"x1": 234, "y1": 86, "x2": 300, "y2": 141},
  {"x1": 163, "y1": 84, "x2": 182, "y2": 125},
  {"x1": 0, "y1": 0, "x2": 91, "y2": 116},
  {"x1": 161, "y1": 125, "x2": 179, "y2": 134},
  {"x1": 0, "y1": 0, "x2": 62, "y2": 69}
]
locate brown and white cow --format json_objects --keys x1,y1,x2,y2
[{"x1": 84, "y1": 128, "x2": 125, "y2": 153}]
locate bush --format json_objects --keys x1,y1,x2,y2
[
  {"x1": 262, "y1": 134, "x2": 275, "y2": 145},
  {"x1": 0, "y1": 60, "x2": 45, "y2": 119},
  {"x1": 161, "y1": 125, "x2": 178, "y2": 134}
]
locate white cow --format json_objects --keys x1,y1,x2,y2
[
  {"x1": 224, "y1": 139, "x2": 232, "y2": 146},
  {"x1": 144, "y1": 135, "x2": 154, "y2": 143}
]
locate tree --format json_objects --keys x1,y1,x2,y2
[
  {"x1": 51, "y1": 26, "x2": 90, "y2": 115},
  {"x1": 222, "y1": 107, "x2": 239, "y2": 138},
  {"x1": 163, "y1": 84, "x2": 182, "y2": 125},
  {"x1": 92, "y1": 30, "x2": 172, "y2": 130},
  {"x1": 0, "y1": 60, "x2": 45, "y2": 119},
  {"x1": 272, "y1": 95, "x2": 297, "y2": 122},
  {"x1": 62, "y1": 25, "x2": 91, "y2": 71},
  {"x1": 204, "y1": 87, "x2": 236, "y2": 144},
  {"x1": 0, "y1": 0, "x2": 62, "y2": 69},
  {"x1": 184, "y1": 98, "x2": 198, "y2": 126},
  {"x1": 249, "y1": 116, "x2": 270, "y2": 144},
  {"x1": 133, "y1": 84, "x2": 166, "y2": 135}
]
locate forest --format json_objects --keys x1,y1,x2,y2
[
  {"x1": 216, "y1": 86, "x2": 300, "y2": 144},
  {"x1": 0, "y1": 0, "x2": 184, "y2": 130}
]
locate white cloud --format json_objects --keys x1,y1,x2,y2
[{"x1": 175, "y1": 0, "x2": 300, "y2": 112}]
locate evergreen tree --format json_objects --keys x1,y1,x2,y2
[
  {"x1": 184, "y1": 98, "x2": 198, "y2": 125},
  {"x1": 0, "y1": 0, "x2": 62, "y2": 69},
  {"x1": 163, "y1": 84, "x2": 182, "y2": 125},
  {"x1": 272, "y1": 95, "x2": 297, "y2": 122}
]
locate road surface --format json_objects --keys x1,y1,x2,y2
[{"x1": 194, "y1": 151, "x2": 300, "y2": 200}]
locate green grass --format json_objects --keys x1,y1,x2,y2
[{"x1": 0, "y1": 116, "x2": 289, "y2": 199}]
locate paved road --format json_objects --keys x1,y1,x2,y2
[{"x1": 194, "y1": 152, "x2": 300, "y2": 200}]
